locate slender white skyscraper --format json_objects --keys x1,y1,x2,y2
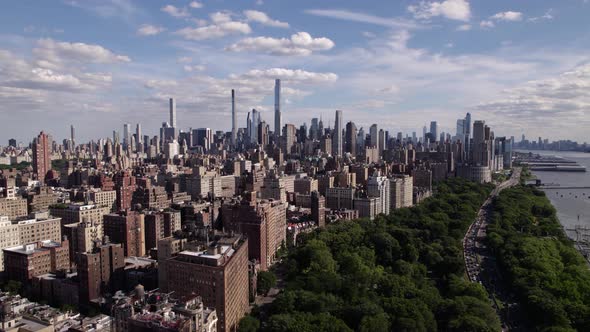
[
  {"x1": 274, "y1": 79, "x2": 281, "y2": 138},
  {"x1": 333, "y1": 110, "x2": 343, "y2": 157},
  {"x1": 136, "y1": 123, "x2": 142, "y2": 152},
  {"x1": 231, "y1": 89, "x2": 237, "y2": 145},
  {"x1": 169, "y1": 98, "x2": 176, "y2": 128}
]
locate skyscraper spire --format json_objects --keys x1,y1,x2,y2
[
  {"x1": 231, "y1": 89, "x2": 237, "y2": 146},
  {"x1": 274, "y1": 79, "x2": 281, "y2": 138}
]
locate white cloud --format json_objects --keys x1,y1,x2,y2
[
  {"x1": 491, "y1": 11, "x2": 523, "y2": 22},
  {"x1": 226, "y1": 32, "x2": 334, "y2": 56},
  {"x1": 457, "y1": 24, "x2": 471, "y2": 31},
  {"x1": 144, "y1": 79, "x2": 178, "y2": 89},
  {"x1": 189, "y1": 1, "x2": 203, "y2": 9},
  {"x1": 184, "y1": 65, "x2": 206, "y2": 72},
  {"x1": 408, "y1": 0, "x2": 471, "y2": 22},
  {"x1": 475, "y1": 64, "x2": 590, "y2": 136},
  {"x1": 64, "y1": 0, "x2": 142, "y2": 22},
  {"x1": 176, "y1": 22, "x2": 252, "y2": 40},
  {"x1": 480, "y1": 20, "x2": 495, "y2": 28},
  {"x1": 137, "y1": 24, "x2": 166, "y2": 36},
  {"x1": 528, "y1": 9, "x2": 554, "y2": 22},
  {"x1": 210, "y1": 12, "x2": 232, "y2": 24},
  {"x1": 305, "y1": 9, "x2": 422, "y2": 29},
  {"x1": 243, "y1": 10, "x2": 289, "y2": 28},
  {"x1": 34, "y1": 38, "x2": 131, "y2": 65},
  {"x1": 0, "y1": 49, "x2": 114, "y2": 92},
  {"x1": 235, "y1": 68, "x2": 338, "y2": 83},
  {"x1": 175, "y1": 12, "x2": 252, "y2": 40},
  {"x1": 161, "y1": 5, "x2": 190, "y2": 18}
]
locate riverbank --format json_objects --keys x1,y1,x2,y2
[
  {"x1": 516, "y1": 150, "x2": 590, "y2": 241},
  {"x1": 486, "y1": 185, "x2": 590, "y2": 331}
]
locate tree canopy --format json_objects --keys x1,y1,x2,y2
[
  {"x1": 487, "y1": 186, "x2": 590, "y2": 331},
  {"x1": 243, "y1": 178, "x2": 501, "y2": 332}
]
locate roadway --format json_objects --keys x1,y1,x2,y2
[{"x1": 463, "y1": 167, "x2": 521, "y2": 331}]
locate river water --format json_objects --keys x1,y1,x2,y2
[{"x1": 516, "y1": 150, "x2": 590, "y2": 239}]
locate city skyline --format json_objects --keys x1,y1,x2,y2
[{"x1": 1, "y1": 1, "x2": 590, "y2": 142}]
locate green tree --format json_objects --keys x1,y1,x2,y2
[
  {"x1": 239, "y1": 316, "x2": 260, "y2": 332},
  {"x1": 257, "y1": 271, "x2": 277, "y2": 295}
]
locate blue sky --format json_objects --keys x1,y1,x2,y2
[{"x1": 1, "y1": 0, "x2": 589, "y2": 143}]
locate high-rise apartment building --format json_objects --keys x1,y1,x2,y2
[
  {"x1": 136, "y1": 124, "x2": 142, "y2": 153},
  {"x1": 103, "y1": 211, "x2": 145, "y2": 257},
  {"x1": 367, "y1": 173, "x2": 390, "y2": 215},
  {"x1": 169, "y1": 97, "x2": 177, "y2": 129},
  {"x1": 222, "y1": 196, "x2": 286, "y2": 270},
  {"x1": 70, "y1": 125, "x2": 75, "y2": 149},
  {"x1": 274, "y1": 79, "x2": 281, "y2": 138},
  {"x1": 231, "y1": 89, "x2": 237, "y2": 146},
  {"x1": 390, "y1": 175, "x2": 414, "y2": 210},
  {"x1": 166, "y1": 236, "x2": 249, "y2": 332},
  {"x1": 32, "y1": 131, "x2": 51, "y2": 182},
  {"x1": 310, "y1": 191, "x2": 326, "y2": 228},
  {"x1": 333, "y1": 110, "x2": 343, "y2": 157},
  {"x1": 0, "y1": 216, "x2": 21, "y2": 272},
  {"x1": 78, "y1": 240, "x2": 125, "y2": 304},
  {"x1": 282, "y1": 124, "x2": 296, "y2": 155},
  {"x1": 114, "y1": 170, "x2": 136, "y2": 211}
]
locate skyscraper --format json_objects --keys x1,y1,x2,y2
[
  {"x1": 370, "y1": 124, "x2": 378, "y2": 148},
  {"x1": 169, "y1": 98, "x2": 176, "y2": 128},
  {"x1": 247, "y1": 109, "x2": 260, "y2": 144},
  {"x1": 231, "y1": 89, "x2": 237, "y2": 146},
  {"x1": 310, "y1": 118, "x2": 319, "y2": 140},
  {"x1": 430, "y1": 121, "x2": 438, "y2": 142},
  {"x1": 123, "y1": 123, "x2": 130, "y2": 150},
  {"x1": 464, "y1": 112, "x2": 472, "y2": 158},
  {"x1": 136, "y1": 124, "x2": 142, "y2": 153},
  {"x1": 472, "y1": 120, "x2": 490, "y2": 167},
  {"x1": 333, "y1": 110, "x2": 343, "y2": 157},
  {"x1": 32, "y1": 131, "x2": 51, "y2": 183},
  {"x1": 345, "y1": 121, "x2": 357, "y2": 157},
  {"x1": 70, "y1": 125, "x2": 75, "y2": 148},
  {"x1": 274, "y1": 79, "x2": 281, "y2": 138}
]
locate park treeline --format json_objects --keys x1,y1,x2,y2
[
  {"x1": 487, "y1": 186, "x2": 590, "y2": 331},
  {"x1": 241, "y1": 178, "x2": 501, "y2": 332}
]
